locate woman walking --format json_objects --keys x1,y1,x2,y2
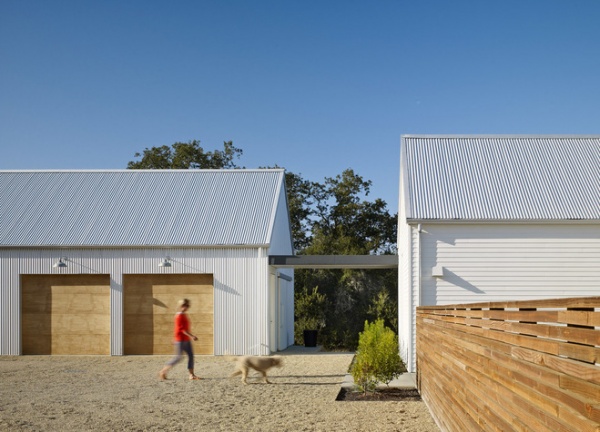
[{"x1": 159, "y1": 298, "x2": 201, "y2": 380}]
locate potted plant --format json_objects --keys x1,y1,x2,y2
[{"x1": 295, "y1": 286, "x2": 326, "y2": 347}]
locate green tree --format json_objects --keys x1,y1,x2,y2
[
  {"x1": 261, "y1": 167, "x2": 319, "y2": 253},
  {"x1": 284, "y1": 171, "x2": 316, "y2": 252},
  {"x1": 127, "y1": 140, "x2": 243, "y2": 169},
  {"x1": 294, "y1": 169, "x2": 398, "y2": 350},
  {"x1": 309, "y1": 169, "x2": 397, "y2": 255}
]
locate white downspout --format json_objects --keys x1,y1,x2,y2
[
  {"x1": 417, "y1": 224, "x2": 422, "y2": 307},
  {"x1": 412, "y1": 223, "x2": 422, "y2": 373}
]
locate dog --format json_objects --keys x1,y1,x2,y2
[{"x1": 229, "y1": 355, "x2": 283, "y2": 384}]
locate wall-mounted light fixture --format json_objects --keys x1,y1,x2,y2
[
  {"x1": 432, "y1": 265, "x2": 444, "y2": 278},
  {"x1": 53, "y1": 258, "x2": 67, "y2": 268},
  {"x1": 158, "y1": 257, "x2": 172, "y2": 268}
]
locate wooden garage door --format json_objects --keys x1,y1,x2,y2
[
  {"x1": 123, "y1": 274, "x2": 214, "y2": 355},
  {"x1": 21, "y1": 274, "x2": 111, "y2": 355}
]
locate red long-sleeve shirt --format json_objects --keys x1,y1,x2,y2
[{"x1": 173, "y1": 312, "x2": 191, "y2": 342}]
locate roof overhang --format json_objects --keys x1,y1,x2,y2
[
  {"x1": 268, "y1": 255, "x2": 398, "y2": 269},
  {"x1": 406, "y1": 219, "x2": 600, "y2": 225}
]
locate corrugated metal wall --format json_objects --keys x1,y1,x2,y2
[{"x1": 0, "y1": 247, "x2": 281, "y2": 356}]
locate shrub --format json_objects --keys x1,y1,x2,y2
[
  {"x1": 294, "y1": 285, "x2": 326, "y2": 344},
  {"x1": 350, "y1": 319, "x2": 406, "y2": 394}
]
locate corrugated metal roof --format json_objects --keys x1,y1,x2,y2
[
  {"x1": 0, "y1": 169, "x2": 286, "y2": 247},
  {"x1": 401, "y1": 135, "x2": 600, "y2": 221}
]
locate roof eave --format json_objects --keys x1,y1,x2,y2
[
  {"x1": 0, "y1": 243, "x2": 271, "y2": 249},
  {"x1": 406, "y1": 218, "x2": 600, "y2": 225}
]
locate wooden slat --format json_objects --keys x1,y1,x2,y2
[
  {"x1": 423, "y1": 308, "x2": 599, "y2": 346},
  {"x1": 417, "y1": 297, "x2": 600, "y2": 432}
]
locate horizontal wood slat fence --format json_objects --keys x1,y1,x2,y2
[{"x1": 416, "y1": 297, "x2": 600, "y2": 432}]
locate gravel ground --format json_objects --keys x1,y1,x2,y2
[{"x1": 0, "y1": 350, "x2": 439, "y2": 431}]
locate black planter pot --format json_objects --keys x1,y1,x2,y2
[{"x1": 303, "y1": 330, "x2": 318, "y2": 347}]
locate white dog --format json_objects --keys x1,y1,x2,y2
[{"x1": 229, "y1": 355, "x2": 283, "y2": 385}]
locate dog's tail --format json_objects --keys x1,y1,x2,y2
[{"x1": 222, "y1": 350, "x2": 239, "y2": 362}]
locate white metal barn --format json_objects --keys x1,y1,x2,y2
[
  {"x1": 0, "y1": 169, "x2": 294, "y2": 356},
  {"x1": 398, "y1": 135, "x2": 600, "y2": 372}
]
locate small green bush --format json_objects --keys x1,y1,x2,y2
[{"x1": 350, "y1": 319, "x2": 406, "y2": 394}]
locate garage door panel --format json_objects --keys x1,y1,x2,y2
[
  {"x1": 195, "y1": 330, "x2": 213, "y2": 338},
  {"x1": 148, "y1": 293, "x2": 212, "y2": 311},
  {"x1": 192, "y1": 327, "x2": 213, "y2": 337},
  {"x1": 24, "y1": 336, "x2": 52, "y2": 354},
  {"x1": 123, "y1": 274, "x2": 214, "y2": 355},
  {"x1": 21, "y1": 274, "x2": 110, "y2": 355},
  {"x1": 50, "y1": 293, "x2": 111, "y2": 314},
  {"x1": 125, "y1": 295, "x2": 209, "y2": 314},
  {"x1": 51, "y1": 335, "x2": 110, "y2": 355},
  {"x1": 126, "y1": 275, "x2": 213, "y2": 291},
  {"x1": 24, "y1": 315, "x2": 109, "y2": 336},
  {"x1": 150, "y1": 294, "x2": 196, "y2": 312},
  {"x1": 22, "y1": 314, "x2": 51, "y2": 335},
  {"x1": 124, "y1": 315, "x2": 153, "y2": 334},
  {"x1": 154, "y1": 343, "x2": 175, "y2": 354},
  {"x1": 123, "y1": 295, "x2": 160, "y2": 314},
  {"x1": 50, "y1": 313, "x2": 110, "y2": 334},
  {"x1": 192, "y1": 316, "x2": 214, "y2": 327},
  {"x1": 151, "y1": 284, "x2": 212, "y2": 295},
  {"x1": 22, "y1": 293, "x2": 52, "y2": 313},
  {"x1": 152, "y1": 313, "x2": 174, "y2": 328},
  {"x1": 51, "y1": 285, "x2": 108, "y2": 295},
  {"x1": 195, "y1": 294, "x2": 214, "y2": 311},
  {"x1": 195, "y1": 338, "x2": 213, "y2": 355},
  {"x1": 124, "y1": 314, "x2": 170, "y2": 332},
  {"x1": 125, "y1": 336, "x2": 155, "y2": 355}
]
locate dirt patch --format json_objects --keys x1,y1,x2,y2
[{"x1": 337, "y1": 387, "x2": 422, "y2": 402}]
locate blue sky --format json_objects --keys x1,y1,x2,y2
[{"x1": 1, "y1": 1, "x2": 599, "y2": 212}]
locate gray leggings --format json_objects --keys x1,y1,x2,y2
[{"x1": 166, "y1": 340, "x2": 194, "y2": 370}]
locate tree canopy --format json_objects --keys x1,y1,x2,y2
[
  {"x1": 127, "y1": 140, "x2": 243, "y2": 169},
  {"x1": 306, "y1": 169, "x2": 396, "y2": 255}
]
